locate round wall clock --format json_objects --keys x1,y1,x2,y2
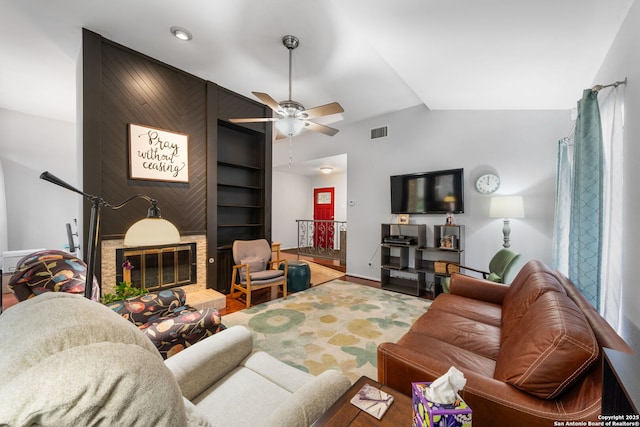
[{"x1": 475, "y1": 173, "x2": 500, "y2": 194}]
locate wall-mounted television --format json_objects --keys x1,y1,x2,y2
[{"x1": 390, "y1": 168, "x2": 464, "y2": 214}]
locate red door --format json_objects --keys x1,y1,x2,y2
[{"x1": 313, "y1": 187, "x2": 335, "y2": 248}]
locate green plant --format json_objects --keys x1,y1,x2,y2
[{"x1": 101, "y1": 281, "x2": 148, "y2": 304}]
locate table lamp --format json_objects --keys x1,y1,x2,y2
[{"x1": 489, "y1": 196, "x2": 525, "y2": 248}]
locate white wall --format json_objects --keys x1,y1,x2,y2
[
  {"x1": 593, "y1": 0, "x2": 640, "y2": 341},
  {"x1": 273, "y1": 106, "x2": 571, "y2": 283},
  {"x1": 272, "y1": 171, "x2": 313, "y2": 249},
  {"x1": 0, "y1": 108, "x2": 79, "y2": 252},
  {"x1": 0, "y1": 160, "x2": 7, "y2": 252},
  {"x1": 272, "y1": 169, "x2": 348, "y2": 249}
]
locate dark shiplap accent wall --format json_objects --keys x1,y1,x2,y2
[
  {"x1": 83, "y1": 29, "x2": 271, "y2": 289},
  {"x1": 84, "y1": 30, "x2": 207, "y2": 238}
]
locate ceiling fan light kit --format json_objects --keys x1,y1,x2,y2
[
  {"x1": 275, "y1": 116, "x2": 306, "y2": 136},
  {"x1": 229, "y1": 34, "x2": 344, "y2": 141}
]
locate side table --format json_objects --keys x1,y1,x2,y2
[
  {"x1": 280, "y1": 260, "x2": 310, "y2": 292},
  {"x1": 312, "y1": 376, "x2": 412, "y2": 426},
  {"x1": 602, "y1": 348, "x2": 640, "y2": 415}
]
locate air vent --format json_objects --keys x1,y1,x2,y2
[{"x1": 370, "y1": 125, "x2": 389, "y2": 140}]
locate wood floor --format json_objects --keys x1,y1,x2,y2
[
  {"x1": 1, "y1": 291, "x2": 17, "y2": 312},
  {"x1": 281, "y1": 248, "x2": 346, "y2": 273}
]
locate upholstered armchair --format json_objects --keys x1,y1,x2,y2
[
  {"x1": 231, "y1": 239, "x2": 288, "y2": 308},
  {"x1": 106, "y1": 288, "x2": 225, "y2": 359},
  {"x1": 0, "y1": 292, "x2": 351, "y2": 427},
  {"x1": 8, "y1": 249, "x2": 99, "y2": 301},
  {"x1": 442, "y1": 248, "x2": 520, "y2": 293}
]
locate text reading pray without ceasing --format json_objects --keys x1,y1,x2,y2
[{"x1": 129, "y1": 124, "x2": 189, "y2": 183}]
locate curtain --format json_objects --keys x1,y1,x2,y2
[
  {"x1": 568, "y1": 89, "x2": 603, "y2": 309},
  {"x1": 552, "y1": 137, "x2": 573, "y2": 274},
  {"x1": 553, "y1": 86, "x2": 625, "y2": 324},
  {"x1": 598, "y1": 86, "x2": 625, "y2": 330}
]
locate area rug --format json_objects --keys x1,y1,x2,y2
[{"x1": 222, "y1": 280, "x2": 431, "y2": 383}]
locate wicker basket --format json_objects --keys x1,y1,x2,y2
[{"x1": 435, "y1": 261, "x2": 459, "y2": 275}]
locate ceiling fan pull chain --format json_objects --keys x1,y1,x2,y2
[{"x1": 288, "y1": 135, "x2": 293, "y2": 167}]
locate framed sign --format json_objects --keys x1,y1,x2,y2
[{"x1": 128, "y1": 123, "x2": 189, "y2": 183}]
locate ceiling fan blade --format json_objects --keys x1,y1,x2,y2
[
  {"x1": 252, "y1": 92, "x2": 282, "y2": 112},
  {"x1": 228, "y1": 117, "x2": 278, "y2": 123},
  {"x1": 301, "y1": 102, "x2": 344, "y2": 119},
  {"x1": 305, "y1": 121, "x2": 340, "y2": 137}
]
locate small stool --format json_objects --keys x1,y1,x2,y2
[{"x1": 280, "y1": 260, "x2": 311, "y2": 292}]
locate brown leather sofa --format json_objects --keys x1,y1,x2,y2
[{"x1": 377, "y1": 260, "x2": 633, "y2": 426}]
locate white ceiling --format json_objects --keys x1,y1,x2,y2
[
  {"x1": 0, "y1": 0, "x2": 634, "y2": 132},
  {"x1": 274, "y1": 153, "x2": 347, "y2": 177}
]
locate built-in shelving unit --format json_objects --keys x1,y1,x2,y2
[
  {"x1": 381, "y1": 223, "x2": 465, "y2": 297},
  {"x1": 216, "y1": 121, "x2": 267, "y2": 293}
]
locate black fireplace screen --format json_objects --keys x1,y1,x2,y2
[{"x1": 115, "y1": 243, "x2": 196, "y2": 291}]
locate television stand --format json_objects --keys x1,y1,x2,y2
[
  {"x1": 380, "y1": 224, "x2": 426, "y2": 296},
  {"x1": 380, "y1": 223, "x2": 465, "y2": 298}
]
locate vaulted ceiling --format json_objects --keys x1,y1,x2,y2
[{"x1": 0, "y1": 0, "x2": 634, "y2": 129}]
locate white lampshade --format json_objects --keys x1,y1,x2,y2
[
  {"x1": 124, "y1": 217, "x2": 181, "y2": 246},
  {"x1": 489, "y1": 196, "x2": 525, "y2": 219},
  {"x1": 275, "y1": 117, "x2": 305, "y2": 136}
]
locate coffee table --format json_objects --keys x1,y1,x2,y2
[{"x1": 312, "y1": 376, "x2": 412, "y2": 426}]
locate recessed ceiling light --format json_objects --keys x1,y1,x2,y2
[
  {"x1": 170, "y1": 26, "x2": 192, "y2": 41},
  {"x1": 320, "y1": 167, "x2": 333, "y2": 174}
]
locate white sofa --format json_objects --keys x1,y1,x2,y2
[{"x1": 0, "y1": 292, "x2": 351, "y2": 426}]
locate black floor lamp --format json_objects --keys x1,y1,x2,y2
[{"x1": 40, "y1": 171, "x2": 180, "y2": 300}]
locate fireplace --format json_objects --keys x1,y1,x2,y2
[
  {"x1": 116, "y1": 243, "x2": 196, "y2": 291},
  {"x1": 101, "y1": 235, "x2": 208, "y2": 297}
]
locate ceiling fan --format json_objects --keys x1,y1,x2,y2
[{"x1": 229, "y1": 35, "x2": 344, "y2": 138}]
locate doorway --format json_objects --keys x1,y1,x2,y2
[
  {"x1": 271, "y1": 153, "x2": 347, "y2": 269},
  {"x1": 313, "y1": 187, "x2": 335, "y2": 248}
]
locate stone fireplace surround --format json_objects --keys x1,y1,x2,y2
[{"x1": 101, "y1": 234, "x2": 225, "y2": 310}]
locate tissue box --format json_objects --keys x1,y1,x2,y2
[{"x1": 412, "y1": 382, "x2": 472, "y2": 427}]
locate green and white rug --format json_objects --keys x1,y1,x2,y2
[{"x1": 222, "y1": 280, "x2": 431, "y2": 383}]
